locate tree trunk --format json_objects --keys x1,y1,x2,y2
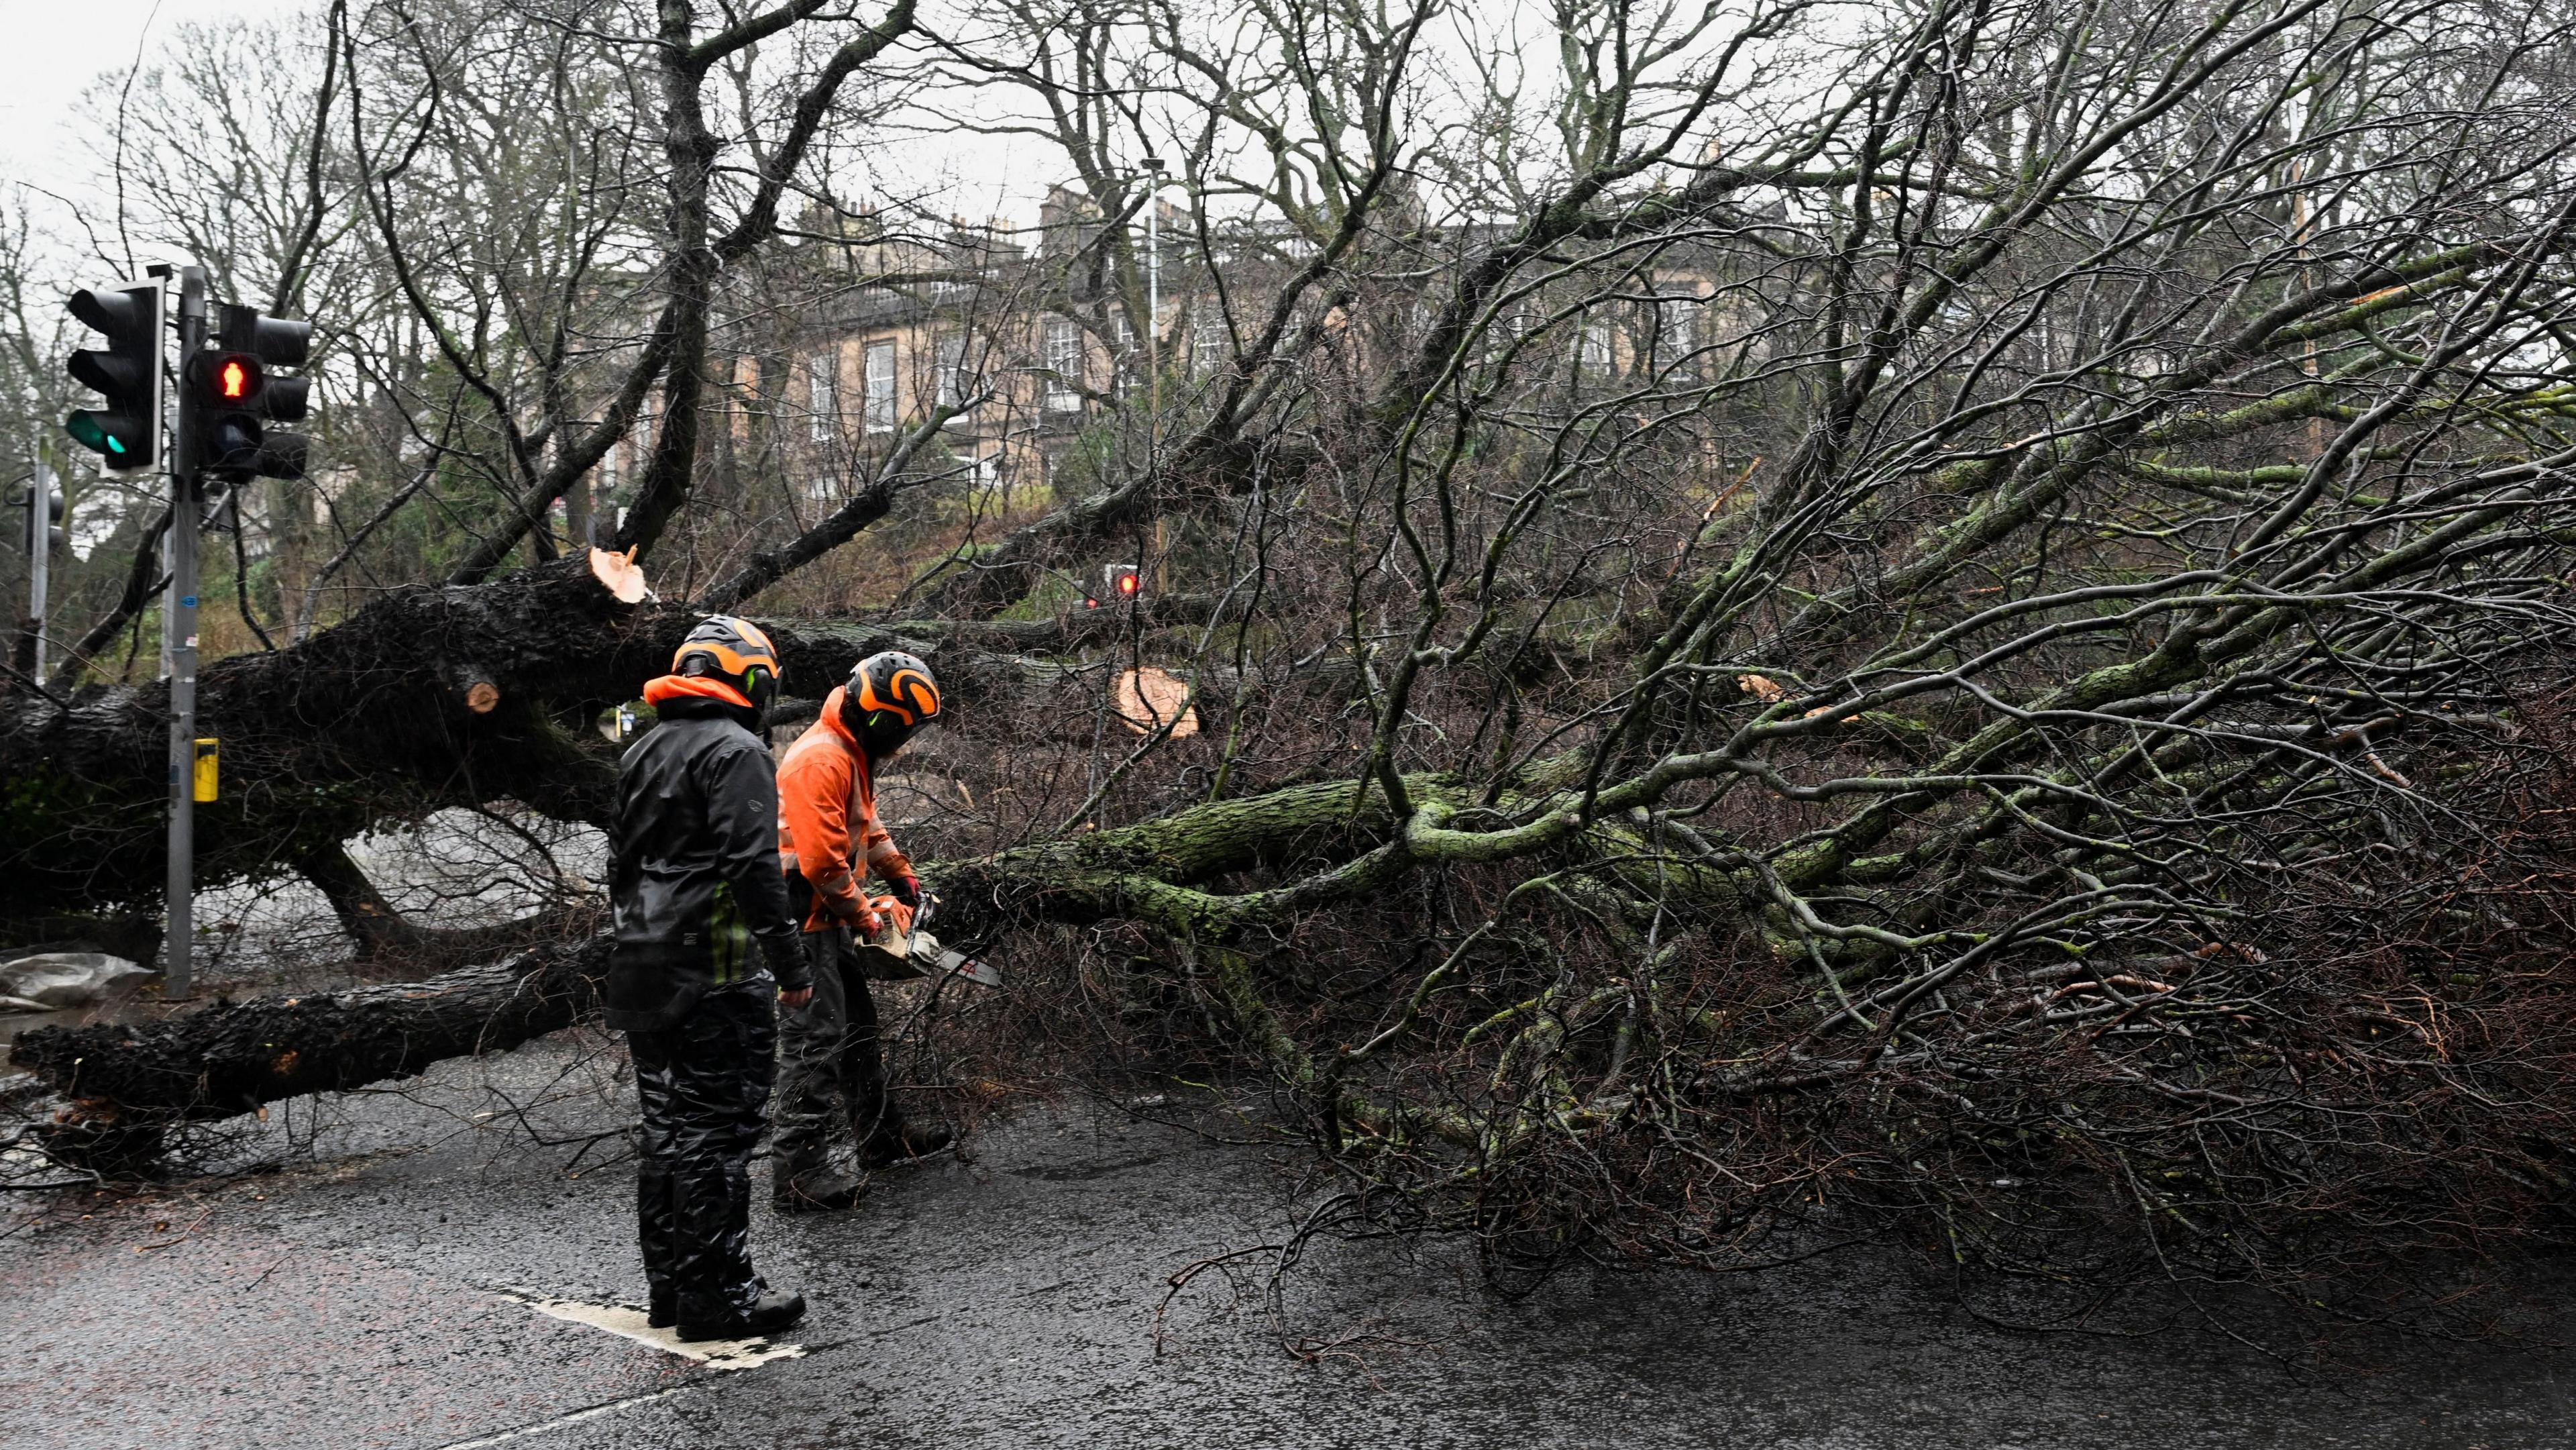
[
  {"x1": 6, "y1": 770, "x2": 1418, "y2": 1129},
  {"x1": 0, "y1": 550, "x2": 1004, "y2": 921},
  {"x1": 294, "y1": 840, "x2": 596, "y2": 968},
  {"x1": 12, "y1": 938, "x2": 610, "y2": 1165}
]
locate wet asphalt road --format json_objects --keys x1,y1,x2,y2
[{"x1": 3, "y1": 1037, "x2": 2572, "y2": 1450}]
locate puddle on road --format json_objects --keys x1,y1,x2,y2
[{"x1": 502, "y1": 1288, "x2": 807, "y2": 1370}]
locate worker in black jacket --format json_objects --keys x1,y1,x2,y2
[{"x1": 606, "y1": 615, "x2": 811, "y2": 1342}]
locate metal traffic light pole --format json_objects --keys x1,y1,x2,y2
[
  {"x1": 165, "y1": 265, "x2": 207, "y2": 1002},
  {"x1": 24, "y1": 464, "x2": 55, "y2": 680}
]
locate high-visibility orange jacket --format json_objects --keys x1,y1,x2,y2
[{"x1": 776, "y1": 686, "x2": 917, "y2": 931}]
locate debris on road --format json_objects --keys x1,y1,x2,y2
[{"x1": 0, "y1": 953, "x2": 150, "y2": 1008}]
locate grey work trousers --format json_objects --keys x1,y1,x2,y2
[{"x1": 771, "y1": 926, "x2": 894, "y2": 1176}]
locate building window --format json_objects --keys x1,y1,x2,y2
[
  {"x1": 808, "y1": 355, "x2": 839, "y2": 441},
  {"x1": 1481, "y1": 306, "x2": 1532, "y2": 365},
  {"x1": 1112, "y1": 311, "x2": 1142, "y2": 392},
  {"x1": 1579, "y1": 315, "x2": 1616, "y2": 376},
  {"x1": 865, "y1": 339, "x2": 897, "y2": 433},
  {"x1": 936, "y1": 331, "x2": 969, "y2": 409},
  {"x1": 1191, "y1": 307, "x2": 1230, "y2": 376},
  {"x1": 1658, "y1": 288, "x2": 1702, "y2": 363},
  {"x1": 1043, "y1": 317, "x2": 1084, "y2": 412}
]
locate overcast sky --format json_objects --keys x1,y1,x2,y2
[{"x1": 1, "y1": 0, "x2": 311, "y2": 234}]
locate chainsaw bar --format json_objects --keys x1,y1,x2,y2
[{"x1": 860, "y1": 892, "x2": 1003, "y2": 988}]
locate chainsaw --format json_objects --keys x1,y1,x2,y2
[{"x1": 859, "y1": 890, "x2": 1002, "y2": 987}]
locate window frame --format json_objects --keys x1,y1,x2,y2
[
  {"x1": 1656, "y1": 287, "x2": 1703, "y2": 366},
  {"x1": 1042, "y1": 317, "x2": 1085, "y2": 412},
  {"x1": 864, "y1": 338, "x2": 898, "y2": 434},
  {"x1": 936, "y1": 331, "x2": 971, "y2": 409},
  {"x1": 807, "y1": 354, "x2": 839, "y2": 442}
]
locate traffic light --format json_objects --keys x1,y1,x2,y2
[
  {"x1": 1086, "y1": 564, "x2": 1144, "y2": 608},
  {"x1": 185, "y1": 303, "x2": 312, "y2": 480},
  {"x1": 19, "y1": 478, "x2": 66, "y2": 554},
  {"x1": 64, "y1": 279, "x2": 165, "y2": 470}
]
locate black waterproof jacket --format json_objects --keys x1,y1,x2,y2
[{"x1": 606, "y1": 694, "x2": 809, "y2": 1031}]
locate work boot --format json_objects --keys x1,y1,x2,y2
[
  {"x1": 678, "y1": 1288, "x2": 807, "y2": 1343},
  {"x1": 773, "y1": 1166, "x2": 861, "y2": 1213},
  {"x1": 647, "y1": 1289, "x2": 676, "y2": 1329},
  {"x1": 858, "y1": 1117, "x2": 955, "y2": 1168}
]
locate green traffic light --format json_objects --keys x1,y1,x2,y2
[{"x1": 65, "y1": 409, "x2": 137, "y2": 460}]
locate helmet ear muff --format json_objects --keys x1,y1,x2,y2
[{"x1": 859, "y1": 709, "x2": 917, "y2": 756}]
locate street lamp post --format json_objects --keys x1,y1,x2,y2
[
  {"x1": 1142, "y1": 154, "x2": 1168, "y2": 589},
  {"x1": 1144, "y1": 154, "x2": 1166, "y2": 413}
]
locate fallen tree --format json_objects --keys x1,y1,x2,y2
[
  {"x1": 20, "y1": 0, "x2": 2576, "y2": 1320},
  {"x1": 4, "y1": 763, "x2": 1418, "y2": 1115},
  {"x1": 13, "y1": 937, "x2": 612, "y2": 1124},
  {"x1": 0, "y1": 546, "x2": 1185, "y2": 927}
]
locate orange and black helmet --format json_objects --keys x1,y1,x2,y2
[
  {"x1": 842, "y1": 650, "x2": 940, "y2": 756},
  {"x1": 672, "y1": 615, "x2": 782, "y2": 716}
]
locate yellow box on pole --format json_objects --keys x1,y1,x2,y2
[{"x1": 192, "y1": 737, "x2": 219, "y2": 802}]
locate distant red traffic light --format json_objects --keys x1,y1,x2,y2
[{"x1": 1089, "y1": 562, "x2": 1143, "y2": 608}]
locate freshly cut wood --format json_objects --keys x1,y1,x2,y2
[
  {"x1": 451, "y1": 664, "x2": 502, "y2": 713},
  {"x1": 1112, "y1": 666, "x2": 1199, "y2": 737},
  {"x1": 589, "y1": 546, "x2": 650, "y2": 605}
]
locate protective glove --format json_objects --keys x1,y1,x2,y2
[
  {"x1": 888, "y1": 874, "x2": 922, "y2": 909},
  {"x1": 875, "y1": 897, "x2": 915, "y2": 938},
  {"x1": 833, "y1": 896, "x2": 881, "y2": 937}
]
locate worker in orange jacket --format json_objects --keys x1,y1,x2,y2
[{"x1": 771, "y1": 650, "x2": 955, "y2": 1211}]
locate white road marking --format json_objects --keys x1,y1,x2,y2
[
  {"x1": 431, "y1": 1385, "x2": 703, "y2": 1449},
  {"x1": 494, "y1": 1288, "x2": 808, "y2": 1370}
]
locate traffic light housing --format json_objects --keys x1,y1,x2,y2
[
  {"x1": 16, "y1": 480, "x2": 65, "y2": 554},
  {"x1": 1087, "y1": 562, "x2": 1141, "y2": 608},
  {"x1": 64, "y1": 280, "x2": 164, "y2": 470},
  {"x1": 186, "y1": 303, "x2": 312, "y2": 480}
]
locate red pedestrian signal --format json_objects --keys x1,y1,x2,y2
[
  {"x1": 182, "y1": 307, "x2": 309, "y2": 480},
  {"x1": 189, "y1": 351, "x2": 264, "y2": 404}
]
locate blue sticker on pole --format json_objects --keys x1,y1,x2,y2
[{"x1": 181, "y1": 595, "x2": 198, "y2": 607}]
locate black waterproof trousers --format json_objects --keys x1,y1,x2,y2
[
  {"x1": 772, "y1": 927, "x2": 893, "y2": 1178},
  {"x1": 631, "y1": 982, "x2": 777, "y2": 1320}
]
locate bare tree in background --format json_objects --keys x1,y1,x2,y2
[{"x1": 13, "y1": 0, "x2": 2576, "y2": 1315}]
